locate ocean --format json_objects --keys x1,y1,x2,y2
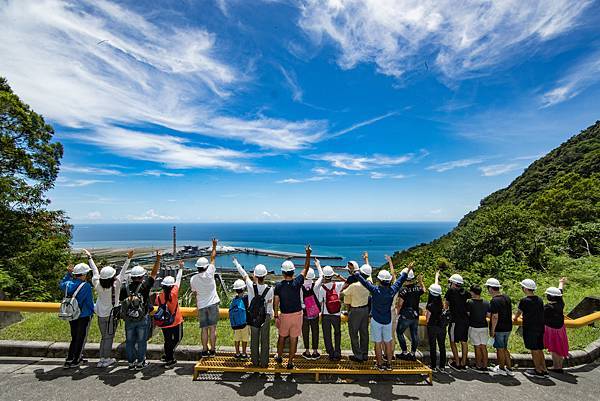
[{"x1": 72, "y1": 222, "x2": 455, "y2": 271}]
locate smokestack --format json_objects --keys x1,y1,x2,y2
[{"x1": 173, "y1": 226, "x2": 176, "y2": 258}]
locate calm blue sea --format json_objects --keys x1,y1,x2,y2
[{"x1": 72, "y1": 222, "x2": 455, "y2": 270}]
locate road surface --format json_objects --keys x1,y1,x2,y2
[{"x1": 0, "y1": 357, "x2": 598, "y2": 401}]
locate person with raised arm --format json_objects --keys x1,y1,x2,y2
[
  {"x1": 119, "y1": 250, "x2": 161, "y2": 370},
  {"x1": 395, "y1": 262, "x2": 424, "y2": 361},
  {"x1": 346, "y1": 261, "x2": 413, "y2": 371},
  {"x1": 426, "y1": 271, "x2": 447, "y2": 372},
  {"x1": 300, "y1": 258, "x2": 324, "y2": 360},
  {"x1": 190, "y1": 238, "x2": 220, "y2": 358},
  {"x1": 87, "y1": 248, "x2": 133, "y2": 368},
  {"x1": 342, "y1": 255, "x2": 372, "y2": 363},
  {"x1": 445, "y1": 273, "x2": 471, "y2": 370},
  {"x1": 543, "y1": 277, "x2": 569, "y2": 373},
  {"x1": 233, "y1": 257, "x2": 274, "y2": 368},
  {"x1": 318, "y1": 261, "x2": 346, "y2": 361},
  {"x1": 273, "y1": 245, "x2": 311, "y2": 370},
  {"x1": 154, "y1": 261, "x2": 184, "y2": 369}
]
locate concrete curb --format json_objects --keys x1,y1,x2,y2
[{"x1": 0, "y1": 339, "x2": 598, "y2": 368}]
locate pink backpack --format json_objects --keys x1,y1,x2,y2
[{"x1": 303, "y1": 284, "x2": 320, "y2": 319}]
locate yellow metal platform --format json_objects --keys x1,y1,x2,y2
[{"x1": 193, "y1": 353, "x2": 433, "y2": 384}]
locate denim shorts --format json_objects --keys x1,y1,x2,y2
[
  {"x1": 198, "y1": 303, "x2": 219, "y2": 328},
  {"x1": 370, "y1": 319, "x2": 393, "y2": 343},
  {"x1": 493, "y1": 331, "x2": 511, "y2": 349}
]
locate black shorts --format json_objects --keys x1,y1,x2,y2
[
  {"x1": 523, "y1": 329, "x2": 544, "y2": 350},
  {"x1": 448, "y1": 321, "x2": 469, "y2": 343}
]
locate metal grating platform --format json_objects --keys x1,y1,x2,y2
[{"x1": 193, "y1": 353, "x2": 433, "y2": 384}]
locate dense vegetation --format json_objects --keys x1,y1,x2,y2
[
  {"x1": 388, "y1": 121, "x2": 600, "y2": 291},
  {"x1": 0, "y1": 77, "x2": 72, "y2": 300}
]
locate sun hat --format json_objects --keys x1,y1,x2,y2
[
  {"x1": 73, "y1": 263, "x2": 91, "y2": 276},
  {"x1": 449, "y1": 274, "x2": 464, "y2": 285},
  {"x1": 323, "y1": 266, "x2": 335, "y2": 277},
  {"x1": 195, "y1": 257, "x2": 209, "y2": 268},
  {"x1": 281, "y1": 260, "x2": 295, "y2": 272},
  {"x1": 359, "y1": 264, "x2": 372, "y2": 276},
  {"x1": 99, "y1": 266, "x2": 116, "y2": 280},
  {"x1": 253, "y1": 264, "x2": 268, "y2": 278},
  {"x1": 377, "y1": 270, "x2": 392, "y2": 282},
  {"x1": 162, "y1": 276, "x2": 176, "y2": 286},
  {"x1": 233, "y1": 279, "x2": 246, "y2": 290},
  {"x1": 520, "y1": 279, "x2": 537, "y2": 290},
  {"x1": 130, "y1": 265, "x2": 146, "y2": 277}
]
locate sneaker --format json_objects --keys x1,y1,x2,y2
[
  {"x1": 407, "y1": 353, "x2": 417, "y2": 361},
  {"x1": 448, "y1": 361, "x2": 461, "y2": 371},
  {"x1": 128, "y1": 363, "x2": 136, "y2": 370},
  {"x1": 69, "y1": 360, "x2": 81, "y2": 368},
  {"x1": 396, "y1": 352, "x2": 409, "y2": 360},
  {"x1": 438, "y1": 366, "x2": 447, "y2": 373},
  {"x1": 63, "y1": 361, "x2": 72, "y2": 369},
  {"x1": 384, "y1": 362, "x2": 393, "y2": 371},
  {"x1": 349, "y1": 355, "x2": 362, "y2": 363},
  {"x1": 234, "y1": 353, "x2": 242, "y2": 359},
  {"x1": 302, "y1": 351, "x2": 312, "y2": 360},
  {"x1": 135, "y1": 361, "x2": 149, "y2": 371},
  {"x1": 105, "y1": 358, "x2": 116, "y2": 367},
  {"x1": 504, "y1": 367, "x2": 515, "y2": 377},
  {"x1": 458, "y1": 364, "x2": 467, "y2": 370},
  {"x1": 274, "y1": 356, "x2": 283, "y2": 364},
  {"x1": 523, "y1": 369, "x2": 545, "y2": 378},
  {"x1": 201, "y1": 350, "x2": 210, "y2": 358},
  {"x1": 489, "y1": 365, "x2": 506, "y2": 376},
  {"x1": 241, "y1": 353, "x2": 249, "y2": 360},
  {"x1": 208, "y1": 349, "x2": 216, "y2": 357},
  {"x1": 163, "y1": 360, "x2": 177, "y2": 369},
  {"x1": 475, "y1": 367, "x2": 489, "y2": 374},
  {"x1": 376, "y1": 364, "x2": 385, "y2": 371},
  {"x1": 328, "y1": 355, "x2": 336, "y2": 361},
  {"x1": 312, "y1": 351, "x2": 321, "y2": 360},
  {"x1": 549, "y1": 368, "x2": 564, "y2": 374},
  {"x1": 286, "y1": 362, "x2": 294, "y2": 370},
  {"x1": 160, "y1": 354, "x2": 167, "y2": 362},
  {"x1": 96, "y1": 359, "x2": 106, "y2": 368}
]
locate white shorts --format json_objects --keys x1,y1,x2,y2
[
  {"x1": 469, "y1": 327, "x2": 489, "y2": 346},
  {"x1": 370, "y1": 320, "x2": 393, "y2": 343}
]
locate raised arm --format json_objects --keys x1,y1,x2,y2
[
  {"x1": 233, "y1": 256, "x2": 248, "y2": 280},
  {"x1": 175, "y1": 260, "x2": 184, "y2": 287},
  {"x1": 384, "y1": 254, "x2": 395, "y2": 280},
  {"x1": 434, "y1": 270, "x2": 440, "y2": 285},
  {"x1": 314, "y1": 258, "x2": 324, "y2": 288},
  {"x1": 210, "y1": 238, "x2": 218, "y2": 265},
  {"x1": 118, "y1": 250, "x2": 134, "y2": 284},
  {"x1": 417, "y1": 274, "x2": 425, "y2": 292},
  {"x1": 59, "y1": 264, "x2": 74, "y2": 291},
  {"x1": 150, "y1": 250, "x2": 161, "y2": 279},
  {"x1": 391, "y1": 270, "x2": 409, "y2": 293},
  {"x1": 362, "y1": 251, "x2": 369, "y2": 266},
  {"x1": 83, "y1": 249, "x2": 99, "y2": 287},
  {"x1": 300, "y1": 245, "x2": 311, "y2": 278},
  {"x1": 355, "y1": 272, "x2": 377, "y2": 293},
  {"x1": 558, "y1": 277, "x2": 567, "y2": 291}
]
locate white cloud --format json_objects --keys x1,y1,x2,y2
[
  {"x1": 260, "y1": 210, "x2": 281, "y2": 220},
  {"x1": 61, "y1": 164, "x2": 122, "y2": 175},
  {"x1": 312, "y1": 167, "x2": 347, "y2": 176},
  {"x1": 136, "y1": 170, "x2": 185, "y2": 177},
  {"x1": 427, "y1": 158, "x2": 484, "y2": 172},
  {"x1": 279, "y1": 65, "x2": 304, "y2": 102},
  {"x1": 57, "y1": 177, "x2": 113, "y2": 187},
  {"x1": 429, "y1": 209, "x2": 442, "y2": 215},
  {"x1": 276, "y1": 176, "x2": 330, "y2": 184},
  {"x1": 87, "y1": 211, "x2": 102, "y2": 220},
  {"x1": 479, "y1": 163, "x2": 521, "y2": 176},
  {"x1": 299, "y1": 0, "x2": 591, "y2": 80},
  {"x1": 311, "y1": 153, "x2": 413, "y2": 171},
  {"x1": 128, "y1": 209, "x2": 178, "y2": 221},
  {"x1": 540, "y1": 51, "x2": 600, "y2": 107},
  {"x1": 329, "y1": 111, "x2": 397, "y2": 138},
  {"x1": 277, "y1": 178, "x2": 302, "y2": 184}
]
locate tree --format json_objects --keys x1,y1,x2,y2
[{"x1": 0, "y1": 77, "x2": 72, "y2": 300}]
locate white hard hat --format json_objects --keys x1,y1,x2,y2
[
  {"x1": 359, "y1": 264, "x2": 372, "y2": 276},
  {"x1": 233, "y1": 279, "x2": 246, "y2": 290},
  {"x1": 429, "y1": 284, "x2": 442, "y2": 296},
  {"x1": 253, "y1": 264, "x2": 268, "y2": 278},
  {"x1": 520, "y1": 279, "x2": 537, "y2": 290},
  {"x1": 195, "y1": 257, "x2": 210, "y2": 268},
  {"x1": 401, "y1": 268, "x2": 415, "y2": 280},
  {"x1": 73, "y1": 263, "x2": 91, "y2": 276},
  {"x1": 162, "y1": 276, "x2": 176, "y2": 286},
  {"x1": 348, "y1": 261, "x2": 359, "y2": 271},
  {"x1": 449, "y1": 274, "x2": 464, "y2": 285},
  {"x1": 130, "y1": 265, "x2": 146, "y2": 277},
  {"x1": 545, "y1": 287, "x2": 562, "y2": 297},
  {"x1": 323, "y1": 266, "x2": 335, "y2": 277},
  {"x1": 99, "y1": 266, "x2": 116, "y2": 280},
  {"x1": 485, "y1": 278, "x2": 501, "y2": 288},
  {"x1": 306, "y1": 268, "x2": 315, "y2": 280},
  {"x1": 281, "y1": 260, "x2": 295, "y2": 272},
  {"x1": 377, "y1": 270, "x2": 392, "y2": 282}
]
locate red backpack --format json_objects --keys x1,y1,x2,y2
[{"x1": 323, "y1": 284, "x2": 341, "y2": 314}]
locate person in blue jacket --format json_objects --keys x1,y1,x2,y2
[
  {"x1": 347, "y1": 262, "x2": 412, "y2": 371},
  {"x1": 59, "y1": 261, "x2": 94, "y2": 368}
]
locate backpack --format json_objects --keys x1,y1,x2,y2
[
  {"x1": 153, "y1": 292, "x2": 178, "y2": 328},
  {"x1": 121, "y1": 283, "x2": 146, "y2": 322},
  {"x1": 248, "y1": 285, "x2": 270, "y2": 328},
  {"x1": 302, "y1": 283, "x2": 320, "y2": 319},
  {"x1": 229, "y1": 296, "x2": 248, "y2": 330},
  {"x1": 323, "y1": 283, "x2": 341, "y2": 314},
  {"x1": 58, "y1": 282, "x2": 86, "y2": 321}
]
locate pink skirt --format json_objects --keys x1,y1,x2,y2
[{"x1": 544, "y1": 325, "x2": 569, "y2": 357}]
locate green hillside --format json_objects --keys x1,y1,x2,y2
[{"x1": 389, "y1": 121, "x2": 600, "y2": 286}]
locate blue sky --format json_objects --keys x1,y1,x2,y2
[{"x1": 1, "y1": 0, "x2": 599, "y2": 223}]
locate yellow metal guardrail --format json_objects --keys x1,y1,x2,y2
[{"x1": 0, "y1": 301, "x2": 599, "y2": 328}]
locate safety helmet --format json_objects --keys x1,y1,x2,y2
[
  {"x1": 348, "y1": 261, "x2": 359, "y2": 271},
  {"x1": 306, "y1": 268, "x2": 316, "y2": 280},
  {"x1": 73, "y1": 263, "x2": 91, "y2": 276},
  {"x1": 253, "y1": 264, "x2": 268, "y2": 278},
  {"x1": 130, "y1": 265, "x2": 146, "y2": 277},
  {"x1": 195, "y1": 257, "x2": 210, "y2": 268},
  {"x1": 485, "y1": 278, "x2": 501, "y2": 288},
  {"x1": 545, "y1": 287, "x2": 562, "y2": 297},
  {"x1": 233, "y1": 279, "x2": 246, "y2": 290},
  {"x1": 429, "y1": 284, "x2": 442, "y2": 296},
  {"x1": 99, "y1": 266, "x2": 116, "y2": 280},
  {"x1": 377, "y1": 270, "x2": 392, "y2": 282},
  {"x1": 359, "y1": 264, "x2": 372, "y2": 276},
  {"x1": 401, "y1": 267, "x2": 415, "y2": 280},
  {"x1": 323, "y1": 266, "x2": 335, "y2": 277},
  {"x1": 281, "y1": 260, "x2": 295, "y2": 272},
  {"x1": 449, "y1": 274, "x2": 464, "y2": 285},
  {"x1": 520, "y1": 279, "x2": 537, "y2": 290},
  {"x1": 162, "y1": 276, "x2": 176, "y2": 286}
]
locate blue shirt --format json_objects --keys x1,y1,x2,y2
[
  {"x1": 350, "y1": 272, "x2": 408, "y2": 324},
  {"x1": 274, "y1": 274, "x2": 305, "y2": 314},
  {"x1": 59, "y1": 273, "x2": 94, "y2": 318}
]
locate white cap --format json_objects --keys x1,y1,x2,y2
[
  {"x1": 162, "y1": 276, "x2": 176, "y2": 286},
  {"x1": 253, "y1": 264, "x2": 268, "y2": 278},
  {"x1": 449, "y1": 274, "x2": 464, "y2": 285},
  {"x1": 520, "y1": 279, "x2": 537, "y2": 290},
  {"x1": 377, "y1": 269, "x2": 392, "y2": 282},
  {"x1": 359, "y1": 264, "x2": 372, "y2": 276},
  {"x1": 233, "y1": 279, "x2": 246, "y2": 290},
  {"x1": 73, "y1": 263, "x2": 91, "y2": 276},
  {"x1": 281, "y1": 260, "x2": 295, "y2": 272},
  {"x1": 485, "y1": 278, "x2": 501, "y2": 288},
  {"x1": 545, "y1": 287, "x2": 562, "y2": 297},
  {"x1": 401, "y1": 268, "x2": 415, "y2": 280},
  {"x1": 429, "y1": 284, "x2": 442, "y2": 296},
  {"x1": 99, "y1": 266, "x2": 116, "y2": 280},
  {"x1": 306, "y1": 268, "x2": 316, "y2": 280},
  {"x1": 348, "y1": 261, "x2": 359, "y2": 271},
  {"x1": 195, "y1": 257, "x2": 210, "y2": 268},
  {"x1": 130, "y1": 265, "x2": 146, "y2": 277},
  {"x1": 323, "y1": 266, "x2": 335, "y2": 277}
]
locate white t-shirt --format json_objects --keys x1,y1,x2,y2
[
  {"x1": 91, "y1": 258, "x2": 129, "y2": 318},
  {"x1": 318, "y1": 281, "x2": 344, "y2": 316},
  {"x1": 190, "y1": 264, "x2": 220, "y2": 309},
  {"x1": 244, "y1": 277, "x2": 274, "y2": 317}
]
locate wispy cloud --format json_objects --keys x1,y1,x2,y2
[
  {"x1": 312, "y1": 167, "x2": 347, "y2": 176},
  {"x1": 427, "y1": 158, "x2": 484, "y2": 172},
  {"x1": 310, "y1": 153, "x2": 413, "y2": 171},
  {"x1": 540, "y1": 51, "x2": 600, "y2": 107},
  {"x1": 299, "y1": 0, "x2": 591, "y2": 80},
  {"x1": 127, "y1": 209, "x2": 178, "y2": 221},
  {"x1": 136, "y1": 170, "x2": 185, "y2": 177},
  {"x1": 329, "y1": 111, "x2": 397, "y2": 138},
  {"x1": 87, "y1": 211, "x2": 102, "y2": 220},
  {"x1": 61, "y1": 164, "x2": 122, "y2": 175},
  {"x1": 479, "y1": 163, "x2": 521, "y2": 176},
  {"x1": 278, "y1": 65, "x2": 303, "y2": 102},
  {"x1": 276, "y1": 176, "x2": 330, "y2": 184},
  {"x1": 57, "y1": 177, "x2": 113, "y2": 187}
]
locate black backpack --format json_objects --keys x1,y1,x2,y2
[
  {"x1": 122, "y1": 282, "x2": 146, "y2": 322},
  {"x1": 247, "y1": 284, "x2": 270, "y2": 328}
]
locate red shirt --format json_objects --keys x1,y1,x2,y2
[{"x1": 155, "y1": 285, "x2": 184, "y2": 328}]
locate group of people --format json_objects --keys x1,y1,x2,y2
[{"x1": 58, "y1": 239, "x2": 570, "y2": 377}]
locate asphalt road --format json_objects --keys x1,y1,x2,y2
[{"x1": 0, "y1": 357, "x2": 598, "y2": 401}]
